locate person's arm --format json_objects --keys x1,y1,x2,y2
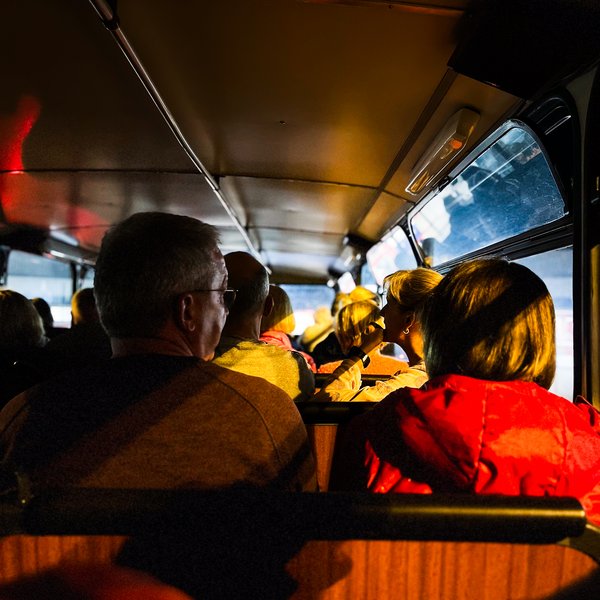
[
  {"x1": 312, "y1": 356, "x2": 364, "y2": 402},
  {"x1": 311, "y1": 323, "x2": 384, "y2": 402},
  {"x1": 292, "y1": 351, "x2": 316, "y2": 400},
  {"x1": 349, "y1": 367, "x2": 429, "y2": 402}
]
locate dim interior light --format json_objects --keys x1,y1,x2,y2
[{"x1": 405, "y1": 108, "x2": 480, "y2": 196}]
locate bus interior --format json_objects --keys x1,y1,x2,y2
[{"x1": 1, "y1": 0, "x2": 600, "y2": 596}]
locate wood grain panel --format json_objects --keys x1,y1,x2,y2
[
  {"x1": 0, "y1": 536, "x2": 127, "y2": 584},
  {"x1": 1, "y1": 535, "x2": 597, "y2": 598},
  {"x1": 306, "y1": 424, "x2": 338, "y2": 491},
  {"x1": 287, "y1": 540, "x2": 599, "y2": 599}
]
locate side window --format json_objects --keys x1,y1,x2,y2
[
  {"x1": 279, "y1": 284, "x2": 335, "y2": 336},
  {"x1": 515, "y1": 248, "x2": 573, "y2": 400},
  {"x1": 5, "y1": 251, "x2": 73, "y2": 326},
  {"x1": 81, "y1": 268, "x2": 95, "y2": 289},
  {"x1": 360, "y1": 261, "x2": 379, "y2": 293},
  {"x1": 366, "y1": 226, "x2": 417, "y2": 286},
  {"x1": 410, "y1": 124, "x2": 567, "y2": 266}
]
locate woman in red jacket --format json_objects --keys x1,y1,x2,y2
[{"x1": 334, "y1": 258, "x2": 600, "y2": 524}]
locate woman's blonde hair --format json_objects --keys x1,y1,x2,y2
[
  {"x1": 421, "y1": 258, "x2": 556, "y2": 389},
  {"x1": 261, "y1": 285, "x2": 295, "y2": 334},
  {"x1": 0, "y1": 290, "x2": 46, "y2": 354},
  {"x1": 384, "y1": 268, "x2": 443, "y2": 314},
  {"x1": 335, "y1": 299, "x2": 380, "y2": 353},
  {"x1": 348, "y1": 286, "x2": 381, "y2": 307}
]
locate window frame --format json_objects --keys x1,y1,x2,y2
[{"x1": 406, "y1": 118, "x2": 572, "y2": 271}]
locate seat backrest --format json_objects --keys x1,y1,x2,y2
[
  {"x1": 1, "y1": 534, "x2": 598, "y2": 599},
  {"x1": 299, "y1": 401, "x2": 374, "y2": 491},
  {"x1": 0, "y1": 534, "x2": 127, "y2": 585},
  {"x1": 305, "y1": 423, "x2": 337, "y2": 491},
  {"x1": 1, "y1": 489, "x2": 598, "y2": 598},
  {"x1": 287, "y1": 539, "x2": 599, "y2": 599}
]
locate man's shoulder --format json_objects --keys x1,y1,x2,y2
[
  {"x1": 8, "y1": 355, "x2": 200, "y2": 409},
  {"x1": 205, "y1": 361, "x2": 295, "y2": 402},
  {"x1": 214, "y1": 336, "x2": 299, "y2": 363}
]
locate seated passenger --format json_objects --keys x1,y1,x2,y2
[
  {"x1": 314, "y1": 268, "x2": 442, "y2": 402},
  {"x1": 333, "y1": 258, "x2": 600, "y2": 525},
  {"x1": 213, "y1": 252, "x2": 315, "y2": 401},
  {"x1": 259, "y1": 284, "x2": 316, "y2": 372},
  {"x1": 317, "y1": 299, "x2": 406, "y2": 375},
  {"x1": 308, "y1": 292, "x2": 351, "y2": 366},
  {"x1": 37, "y1": 287, "x2": 112, "y2": 378},
  {"x1": 0, "y1": 213, "x2": 316, "y2": 492},
  {"x1": 310, "y1": 287, "x2": 379, "y2": 366},
  {"x1": 0, "y1": 291, "x2": 47, "y2": 407},
  {"x1": 300, "y1": 306, "x2": 334, "y2": 354},
  {"x1": 31, "y1": 297, "x2": 66, "y2": 339}
]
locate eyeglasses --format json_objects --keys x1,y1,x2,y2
[{"x1": 190, "y1": 288, "x2": 237, "y2": 309}]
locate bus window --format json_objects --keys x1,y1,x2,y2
[
  {"x1": 366, "y1": 226, "x2": 418, "y2": 286},
  {"x1": 359, "y1": 262, "x2": 378, "y2": 293},
  {"x1": 4, "y1": 251, "x2": 72, "y2": 326},
  {"x1": 515, "y1": 247, "x2": 574, "y2": 400},
  {"x1": 81, "y1": 268, "x2": 95, "y2": 289},
  {"x1": 411, "y1": 124, "x2": 567, "y2": 266},
  {"x1": 336, "y1": 272, "x2": 355, "y2": 294},
  {"x1": 279, "y1": 284, "x2": 334, "y2": 336}
]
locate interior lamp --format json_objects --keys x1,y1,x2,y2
[{"x1": 405, "y1": 108, "x2": 480, "y2": 195}]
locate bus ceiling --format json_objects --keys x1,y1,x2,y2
[{"x1": 1, "y1": 0, "x2": 600, "y2": 282}]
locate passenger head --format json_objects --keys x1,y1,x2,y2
[
  {"x1": 335, "y1": 300, "x2": 381, "y2": 354},
  {"x1": 300, "y1": 306, "x2": 334, "y2": 352},
  {"x1": 348, "y1": 285, "x2": 381, "y2": 307},
  {"x1": 260, "y1": 285, "x2": 295, "y2": 335},
  {"x1": 223, "y1": 252, "x2": 269, "y2": 315},
  {"x1": 71, "y1": 288, "x2": 100, "y2": 326},
  {"x1": 31, "y1": 297, "x2": 54, "y2": 332},
  {"x1": 94, "y1": 212, "x2": 224, "y2": 347},
  {"x1": 0, "y1": 290, "x2": 46, "y2": 355},
  {"x1": 381, "y1": 267, "x2": 443, "y2": 345},
  {"x1": 331, "y1": 292, "x2": 351, "y2": 316},
  {"x1": 421, "y1": 258, "x2": 556, "y2": 389}
]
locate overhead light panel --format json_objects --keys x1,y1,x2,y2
[{"x1": 406, "y1": 108, "x2": 480, "y2": 196}]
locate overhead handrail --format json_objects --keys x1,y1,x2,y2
[{"x1": 87, "y1": 0, "x2": 263, "y2": 264}]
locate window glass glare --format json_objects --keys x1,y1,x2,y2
[
  {"x1": 336, "y1": 272, "x2": 355, "y2": 293},
  {"x1": 411, "y1": 126, "x2": 566, "y2": 266},
  {"x1": 515, "y1": 247, "x2": 573, "y2": 400},
  {"x1": 81, "y1": 268, "x2": 95, "y2": 289},
  {"x1": 279, "y1": 284, "x2": 335, "y2": 336},
  {"x1": 5, "y1": 251, "x2": 72, "y2": 326},
  {"x1": 360, "y1": 262, "x2": 379, "y2": 293},
  {"x1": 366, "y1": 226, "x2": 417, "y2": 285}
]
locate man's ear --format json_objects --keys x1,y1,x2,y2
[
  {"x1": 263, "y1": 294, "x2": 274, "y2": 318},
  {"x1": 176, "y1": 293, "x2": 197, "y2": 332},
  {"x1": 404, "y1": 311, "x2": 416, "y2": 329}
]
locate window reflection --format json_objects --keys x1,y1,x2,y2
[
  {"x1": 411, "y1": 126, "x2": 566, "y2": 266},
  {"x1": 366, "y1": 227, "x2": 417, "y2": 286}
]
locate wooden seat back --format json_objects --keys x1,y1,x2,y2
[{"x1": 0, "y1": 487, "x2": 598, "y2": 599}]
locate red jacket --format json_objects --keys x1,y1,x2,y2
[{"x1": 335, "y1": 374, "x2": 600, "y2": 524}]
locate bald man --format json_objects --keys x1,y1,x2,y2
[{"x1": 212, "y1": 252, "x2": 315, "y2": 401}]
